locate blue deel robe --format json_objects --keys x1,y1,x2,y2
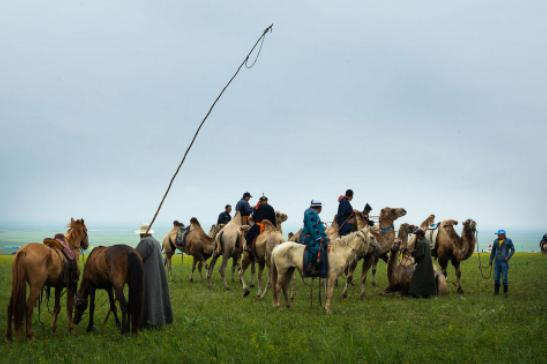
[{"x1": 301, "y1": 208, "x2": 329, "y2": 278}]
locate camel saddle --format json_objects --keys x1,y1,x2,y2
[
  {"x1": 424, "y1": 224, "x2": 440, "y2": 253},
  {"x1": 43, "y1": 234, "x2": 75, "y2": 261}
]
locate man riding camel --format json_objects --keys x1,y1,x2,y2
[
  {"x1": 337, "y1": 189, "x2": 355, "y2": 236},
  {"x1": 301, "y1": 199, "x2": 329, "y2": 277},
  {"x1": 235, "y1": 192, "x2": 253, "y2": 225},
  {"x1": 244, "y1": 196, "x2": 276, "y2": 254},
  {"x1": 217, "y1": 204, "x2": 232, "y2": 225}
]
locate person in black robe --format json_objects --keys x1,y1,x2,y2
[
  {"x1": 408, "y1": 229, "x2": 437, "y2": 298},
  {"x1": 244, "y1": 196, "x2": 276, "y2": 253}
]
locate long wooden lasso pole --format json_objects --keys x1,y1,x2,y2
[{"x1": 145, "y1": 24, "x2": 273, "y2": 234}]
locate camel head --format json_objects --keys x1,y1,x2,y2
[
  {"x1": 275, "y1": 211, "x2": 288, "y2": 226},
  {"x1": 379, "y1": 207, "x2": 407, "y2": 224},
  {"x1": 463, "y1": 219, "x2": 477, "y2": 232},
  {"x1": 391, "y1": 238, "x2": 402, "y2": 253}
]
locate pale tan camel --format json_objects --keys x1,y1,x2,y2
[
  {"x1": 162, "y1": 226, "x2": 180, "y2": 276},
  {"x1": 271, "y1": 227, "x2": 378, "y2": 314},
  {"x1": 434, "y1": 219, "x2": 477, "y2": 293},
  {"x1": 420, "y1": 214, "x2": 436, "y2": 230},
  {"x1": 206, "y1": 212, "x2": 250, "y2": 290},
  {"x1": 7, "y1": 218, "x2": 89, "y2": 340},
  {"x1": 289, "y1": 210, "x2": 368, "y2": 242},
  {"x1": 239, "y1": 211, "x2": 288, "y2": 298},
  {"x1": 341, "y1": 207, "x2": 407, "y2": 299}
]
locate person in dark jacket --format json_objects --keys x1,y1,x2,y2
[
  {"x1": 217, "y1": 204, "x2": 232, "y2": 225},
  {"x1": 489, "y1": 229, "x2": 515, "y2": 296},
  {"x1": 244, "y1": 196, "x2": 276, "y2": 253},
  {"x1": 363, "y1": 203, "x2": 374, "y2": 226},
  {"x1": 337, "y1": 189, "x2": 355, "y2": 236},
  {"x1": 235, "y1": 192, "x2": 253, "y2": 225},
  {"x1": 408, "y1": 229, "x2": 437, "y2": 298}
]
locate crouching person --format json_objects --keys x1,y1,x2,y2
[
  {"x1": 136, "y1": 224, "x2": 173, "y2": 328},
  {"x1": 489, "y1": 229, "x2": 515, "y2": 297}
]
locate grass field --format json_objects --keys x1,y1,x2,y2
[{"x1": 1, "y1": 253, "x2": 546, "y2": 363}]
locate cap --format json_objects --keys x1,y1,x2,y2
[
  {"x1": 243, "y1": 192, "x2": 252, "y2": 198},
  {"x1": 363, "y1": 203, "x2": 372, "y2": 213},
  {"x1": 310, "y1": 199, "x2": 322, "y2": 208},
  {"x1": 495, "y1": 229, "x2": 506, "y2": 235}
]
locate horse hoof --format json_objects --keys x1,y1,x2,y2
[{"x1": 243, "y1": 289, "x2": 250, "y2": 297}]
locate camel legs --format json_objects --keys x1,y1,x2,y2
[
  {"x1": 190, "y1": 256, "x2": 198, "y2": 282},
  {"x1": 239, "y1": 253, "x2": 252, "y2": 297},
  {"x1": 281, "y1": 268, "x2": 294, "y2": 309},
  {"x1": 371, "y1": 257, "x2": 378, "y2": 287},
  {"x1": 198, "y1": 261, "x2": 205, "y2": 280},
  {"x1": 359, "y1": 257, "x2": 375, "y2": 300},
  {"x1": 256, "y1": 261, "x2": 266, "y2": 298},
  {"x1": 218, "y1": 253, "x2": 230, "y2": 290},
  {"x1": 452, "y1": 258, "x2": 464, "y2": 293},
  {"x1": 206, "y1": 252, "x2": 220, "y2": 289}
]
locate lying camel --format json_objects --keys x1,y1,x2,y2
[
  {"x1": 206, "y1": 212, "x2": 250, "y2": 290},
  {"x1": 341, "y1": 207, "x2": 407, "y2": 299},
  {"x1": 239, "y1": 211, "x2": 288, "y2": 298}
]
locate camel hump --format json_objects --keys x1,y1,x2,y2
[
  {"x1": 190, "y1": 217, "x2": 201, "y2": 226},
  {"x1": 441, "y1": 219, "x2": 458, "y2": 227}
]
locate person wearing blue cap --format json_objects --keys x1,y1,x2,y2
[{"x1": 489, "y1": 229, "x2": 515, "y2": 296}]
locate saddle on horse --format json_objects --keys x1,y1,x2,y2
[{"x1": 43, "y1": 233, "x2": 78, "y2": 291}]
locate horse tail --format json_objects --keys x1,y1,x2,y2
[
  {"x1": 127, "y1": 251, "x2": 144, "y2": 334},
  {"x1": 9, "y1": 250, "x2": 27, "y2": 333}
]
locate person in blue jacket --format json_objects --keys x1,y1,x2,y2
[
  {"x1": 301, "y1": 199, "x2": 329, "y2": 277},
  {"x1": 337, "y1": 189, "x2": 355, "y2": 236},
  {"x1": 489, "y1": 229, "x2": 515, "y2": 297}
]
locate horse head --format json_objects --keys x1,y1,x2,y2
[{"x1": 68, "y1": 218, "x2": 89, "y2": 250}]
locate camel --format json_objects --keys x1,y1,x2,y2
[
  {"x1": 206, "y1": 212, "x2": 250, "y2": 290},
  {"x1": 271, "y1": 227, "x2": 379, "y2": 314},
  {"x1": 341, "y1": 207, "x2": 407, "y2": 299},
  {"x1": 6, "y1": 218, "x2": 89, "y2": 340},
  {"x1": 239, "y1": 211, "x2": 288, "y2": 298},
  {"x1": 163, "y1": 221, "x2": 223, "y2": 281},
  {"x1": 289, "y1": 209, "x2": 368, "y2": 242},
  {"x1": 384, "y1": 239, "x2": 448, "y2": 296},
  {"x1": 434, "y1": 218, "x2": 477, "y2": 293}
]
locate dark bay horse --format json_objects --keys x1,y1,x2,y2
[
  {"x1": 74, "y1": 244, "x2": 144, "y2": 334},
  {"x1": 6, "y1": 218, "x2": 89, "y2": 340}
]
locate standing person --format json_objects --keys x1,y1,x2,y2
[
  {"x1": 135, "y1": 224, "x2": 173, "y2": 328},
  {"x1": 244, "y1": 196, "x2": 276, "y2": 253},
  {"x1": 408, "y1": 229, "x2": 437, "y2": 298},
  {"x1": 235, "y1": 192, "x2": 253, "y2": 225},
  {"x1": 217, "y1": 204, "x2": 232, "y2": 225},
  {"x1": 489, "y1": 229, "x2": 515, "y2": 297},
  {"x1": 301, "y1": 200, "x2": 329, "y2": 278},
  {"x1": 539, "y1": 233, "x2": 547, "y2": 254},
  {"x1": 337, "y1": 189, "x2": 355, "y2": 236}
]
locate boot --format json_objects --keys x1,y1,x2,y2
[
  {"x1": 503, "y1": 284, "x2": 508, "y2": 297},
  {"x1": 494, "y1": 283, "x2": 500, "y2": 296}
]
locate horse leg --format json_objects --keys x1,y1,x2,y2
[
  {"x1": 452, "y1": 258, "x2": 464, "y2": 294},
  {"x1": 86, "y1": 288, "x2": 96, "y2": 332},
  {"x1": 113, "y1": 286, "x2": 129, "y2": 334},
  {"x1": 239, "y1": 253, "x2": 251, "y2": 297},
  {"x1": 360, "y1": 257, "x2": 374, "y2": 300},
  {"x1": 107, "y1": 288, "x2": 121, "y2": 328},
  {"x1": 51, "y1": 286, "x2": 62, "y2": 335}
]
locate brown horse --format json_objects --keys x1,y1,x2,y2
[
  {"x1": 6, "y1": 218, "x2": 89, "y2": 340},
  {"x1": 74, "y1": 245, "x2": 144, "y2": 334}
]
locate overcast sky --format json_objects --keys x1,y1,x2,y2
[{"x1": 1, "y1": 0, "x2": 546, "y2": 230}]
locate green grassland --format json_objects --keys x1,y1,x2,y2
[{"x1": 1, "y1": 253, "x2": 546, "y2": 363}]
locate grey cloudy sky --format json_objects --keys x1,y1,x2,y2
[{"x1": 1, "y1": 0, "x2": 546, "y2": 230}]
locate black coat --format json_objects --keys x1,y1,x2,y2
[
  {"x1": 408, "y1": 238, "x2": 437, "y2": 298},
  {"x1": 217, "y1": 211, "x2": 231, "y2": 225},
  {"x1": 253, "y1": 204, "x2": 276, "y2": 227}
]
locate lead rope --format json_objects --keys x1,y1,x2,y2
[
  {"x1": 476, "y1": 230, "x2": 492, "y2": 280},
  {"x1": 145, "y1": 24, "x2": 274, "y2": 234}
]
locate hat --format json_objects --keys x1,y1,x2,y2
[
  {"x1": 243, "y1": 192, "x2": 252, "y2": 198},
  {"x1": 345, "y1": 189, "x2": 354, "y2": 197},
  {"x1": 495, "y1": 229, "x2": 506, "y2": 235},
  {"x1": 310, "y1": 199, "x2": 322, "y2": 208},
  {"x1": 135, "y1": 224, "x2": 154, "y2": 235},
  {"x1": 363, "y1": 203, "x2": 372, "y2": 213}
]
